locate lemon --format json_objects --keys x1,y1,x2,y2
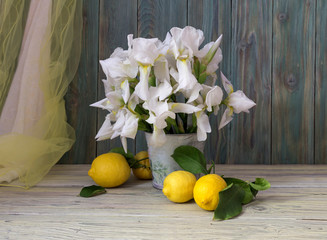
[
  {"x1": 193, "y1": 174, "x2": 227, "y2": 211},
  {"x1": 88, "y1": 152, "x2": 130, "y2": 188},
  {"x1": 132, "y1": 151, "x2": 152, "y2": 180},
  {"x1": 162, "y1": 170, "x2": 196, "y2": 203}
]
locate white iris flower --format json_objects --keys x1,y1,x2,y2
[{"x1": 219, "y1": 72, "x2": 256, "y2": 129}]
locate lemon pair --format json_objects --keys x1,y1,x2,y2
[{"x1": 162, "y1": 171, "x2": 227, "y2": 211}]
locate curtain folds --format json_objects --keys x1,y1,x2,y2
[
  {"x1": 0, "y1": 0, "x2": 30, "y2": 115},
  {"x1": 0, "y1": 0, "x2": 82, "y2": 188}
]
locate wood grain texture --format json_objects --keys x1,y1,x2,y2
[
  {"x1": 1, "y1": 165, "x2": 327, "y2": 239},
  {"x1": 97, "y1": 0, "x2": 138, "y2": 155},
  {"x1": 137, "y1": 0, "x2": 187, "y2": 40},
  {"x1": 60, "y1": 0, "x2": 327, "y2": 164},
  {"x1": 315, "y1": 0, "x2": 327, "y2": 164},
  {"x1": 229, "y1": 0, "x2": 272, "y2": 164},
  {"x1": 188, "y1": 0, "x2": 232, "y2": 164},
  {"x1": 272, "y1": 0, "x2": 315, "y2": 164},
  {"x1": 61, "y1": 0, "x2": 99, "y2": 164},
  {"x1": 214, "y1": 0, "x2": 232, "y2": 164},
  {"x1": 135, "y1": 0, "x2": 187, "y2": 154}
]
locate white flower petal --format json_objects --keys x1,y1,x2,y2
[
  {"x1": 100, "y1": 47, "x2": 138, "y2": 82},
  {"x1": 149, "y1": 126, "x2": 167, "y2": 147},
  {"x1": 218, "y1": 108, "x2": 233, "y2": 130},
  {"x1": 149, "y1": 80, "x2": 172, "y2": 101},
  {"x1": 131, "y1": 37, "x2": 160, "y2": 65},
  {"x1": 144, "y1": 100, "x2": 169, "y2": 121},
  {"x1": 121, "y1": 80, "x2": 130, "y2": 104},
  {"x1": 106, "y1": 91, "x2": 123, "y2": 109},
  {"x1": 169, "y1": 26, "x2": 204, "y2": 59},
  {"x1": 185, "y1": 83, "x2": 203, "y2": 103},
  {"x1": 154, "y1": 56, "x2": 170, "y2": 83},
  {"x1": 205, "y1": 86, "x2": 223, "y2": 112},
  {"x1": 221, "y1": 72, "x2": 233, "y2": 94},
  {"x1": 169, "y1": 103, "x2": 201, "y2": 114},
  {"x1": 134, "y1": 65, "x2": 150, "y2": 100},
  {"x1": 127, "y1": 93, "x2": 139, "y2": 112},
  {"x1": 95, "y1": 115, "x2": 114, "y2": 140},
  {"x1": 196, "y1": 111, "x2": 211, "y2": 141},
  {"x1": 176, "y1": 59, "x2": 197, "y2": 91},
  {"x1": 120, "y1": 137, "x2": 128, "y2": 153},
  {"x1": 121, "y1": 113, "x2": 138, "y2": 139},
  {"x1": 181, "y1": 26, "x2": 204, "y2": 58},
  {"x1": 155, "y1": 111, "x2": 175, "y2": 129},
  {"x1": 206, "y1": 47, "x2": 223, "y2": 74},
  {"x1": 122, "y1": 58, "x2": 138, "y2": 78},
  {"x1": 90, "y1": 98, "x2": 111, "y2": 110},
  {"x1": 102, "y1": 79, "x2": 112, "y2": 95},
  {"x1": 229, "y1": 90, "x2": 256, "y2": 114},
  {"x1": 197, "y1": 41, "x2": 214, "y2": 59},
  {"x1": 112, "y1": 110, "x2": 125, "y2": 131},
  {"x1": 197, "y1": 34, "x2": 223, "y2": 66},
  {"x1": 145, "y1": 111, "x2": 156, "y2": 125}
]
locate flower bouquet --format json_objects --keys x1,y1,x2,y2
[{"x1": 91, "y1": 26, "x2": 255, "y2": 152}]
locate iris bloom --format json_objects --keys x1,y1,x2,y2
[
  {"x1": 129, "y1": 35, "x2": 161, "y2": 101},
  {"x1": 168, "y1": 27, "x2": 204, "y2": 95},
  {"x1": 219, "y1": 72, "x2": 256, "y2": 129},
  {"x1": 95, "y1": 109, "x2": 139, "y2": 152}
]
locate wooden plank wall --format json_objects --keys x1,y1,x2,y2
[{"x1": 61, "y1": 0, "x2": 327, "y2": 164}]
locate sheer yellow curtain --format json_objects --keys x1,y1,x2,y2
[
  {"x1": 0, "y1": 0, "x2": 82, "y2": 188},
  {"x1": 0, "y1": 0, "x2": 30, "y2": 115}
]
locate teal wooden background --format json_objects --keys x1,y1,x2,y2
[{"x1": 61, "y1": 0, "x2": 327, "y2": 164}]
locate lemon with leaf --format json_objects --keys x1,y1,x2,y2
[
  {"x1": 132, "y1": 151, "x2": 152, "y2": 180},
  {"x1": 193, "y1": 174, "x2": 227, "y2": 211},
  {"x1": 88, "y1": 153, "x2": 130, "y2": 188},
  {"x1": 162, "y1": 170, "x2": 196, "y2": 203}
]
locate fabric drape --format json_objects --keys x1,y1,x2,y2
[
  {"x1": 0, "y1": 0, "x2": 30, "y2": 115},
  {"x1": 0, "y1": 0, "x2": 82, "y2": 188}
]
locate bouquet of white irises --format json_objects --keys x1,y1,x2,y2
[{"x1": 91, "y1": 26, "x2": 256, "y2": 152}]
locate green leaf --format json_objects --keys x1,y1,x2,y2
[
  {"x1": 79, "y1": 185, "x2": 106, "y2": 198},
  {"x1": 149, "y1": 67, "x2": 156, "y2": 86},
  {"x1": 171, "y1": 145, "x2": 208, "y2": 175},
  {"x1": 109, "y1": 147, "x2": 136, "y2": 167},
  {"x1": 223, "y1": 177, "x2": 254, "y2": 204},
  {"x1": 109, "y1": 147, "x2": 134, "y2": 159},
  {"x1": 249, "y1": 178, "x2": 271, "y2": 191},
  {"x1": 198, "y1": 64, "x2": 208, "y2": 84},
  {"x1": 250, "y1": 187, "x2": 258, "y2": 198},
  {"x1": 138, "y1": 119, "x2": 152, "y2": 132},
  {"x1": 213, "y1": 183, "x2": 245, "y2": 220},
  {"x1": 240, "y1": 184, "x2": 254, "y2": 204},
  {"x1": 166, "y1": 116, "x2": 180, "y2": 134},
  {"x1": 223, "y1": 177, "x2": 246, "y2": 185},
  {"x1": 193, "y1": 57, "x2": 200, "y2": 79},
  {"x1": 187, "y1": 113, "x2": 197, "y2": 133}
]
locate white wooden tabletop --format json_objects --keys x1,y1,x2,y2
[{"x1": 1, "y1": 165, "x2": 327, "y2": 240}]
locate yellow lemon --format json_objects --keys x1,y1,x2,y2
[
  {"x1": 132, "y1": 151, "x2": 152, "y2": 180},
  {"x1": 162, "y1": 171, "x2": 196, "y2": 203},
  {"x1": 88, "y1": 152, "x2": 130, "y2": 188},
  {"x1": 193, "y1": 174, "x2": 227, "y2": 211}
]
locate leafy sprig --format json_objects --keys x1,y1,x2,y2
[{"x1": 172, "y1": 145, "x2": 270, "y2": 220}]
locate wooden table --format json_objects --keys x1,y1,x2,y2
[{"x1": 1, "y1": 165, "x2": 327, "y2": 239}]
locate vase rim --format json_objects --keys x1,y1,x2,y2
[{"x1": 144, "y1": 132, "x2": 205, "y2": 142}]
